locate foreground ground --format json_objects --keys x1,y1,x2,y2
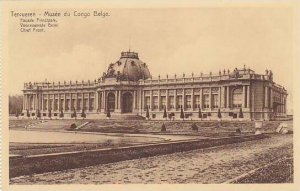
[{"x1": 10, "y1": 133, "x2": 293, "y2": 184}]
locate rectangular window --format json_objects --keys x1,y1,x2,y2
[
  {"x1": 54, "y1": 99, "x2": 58, "y2": 111},
  {"x1": 49, "y1": 100, "x2": 53, "y2": 110},
  {"x1": 153, "y1": 96, "x2": 158, "y2": 109},
  {"x1": 43, "y1": 100, "x2": 48, "y2": 110},
  {"x1": 185, "y1": 95, "x2": 192, "y2": 109},
  {"x1": 77, "y1": 99, "x2": 81, "y2": 111},
  {"x1": 59, "y1": 99, "x2": 64, "y2": 110},
  {"x1": 90, "y1": 98, "x2": 94, "y2": 110},
  {"x1": 203, "y1": 94, "x2": 210, "y2": 108},
  {"x1": 212, "y1": 94, "x2": 219, "y2": 108},
  {"x1": 177, "y1": 95, "x2": 182, "y2": 108},
  {"x1": 65, "y1": 99, "x2": 70, "y2": 110},
  {"x1": 194, "y1": 95, "x2": 200, "y2": 108},
  {"x1": 145, "y1": 97, "x2": 150, "y2": 110},
  {"x1": 169, "y1": 96, "x2": 174, "y2": 109},
  {"x1": 83, "y1": 98, "x2": 88, "y2": 110},
  {"x1": 71, "y1": 99, "x2": 75, "y2": 110},
  {"x1": 161, "y1": 96, "x2": 166, "y2": 109}
]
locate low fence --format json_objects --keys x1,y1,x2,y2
[{"x1": 10, "y1": 134, "x2": 267, "y2": 178}]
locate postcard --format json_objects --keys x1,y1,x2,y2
[{"x1": 1, "y1": 0, "x2": 299, "y2": 191}]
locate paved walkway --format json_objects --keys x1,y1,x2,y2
[{"x1": 10, "y1": 134, "x2": 293, "y2": 184}]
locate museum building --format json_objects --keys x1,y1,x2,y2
[{"x1": 22, "y1": 51, "x2": 288, "y2": 120}]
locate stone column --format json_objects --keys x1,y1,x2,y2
[
  {"x1": 284, "y1": 97, "x2": 287, "y2": 114},
  {"x1": 219, "y1": 87, "x2": 221, "y2": 108},
  {"x1": 32, "y1": 94, "x2": 35, "y2": 110},
  {"x1": 226, "y1": 86, "x2": 230, "y2": 108},
  {"x1": 141, "y1": 90, "x2": 144, "y2": 113},
  {"x1": 183, "y1": 89, "x2": 185, "y2": 110},
  {"x1": 98, "y1": 92, "x2": 101, "y2": 111},
  {"x1": 116, "y1": 91, "x2": 119, "y2": 110},
  {"x1": 41, "y1": 94, "x2": 44, "y2": 111},
  {"x1": 39, "y1": 93, "x2": 42, "y2": 110},
  {"x1": 27, "y1": 94, "x2": 29, "y2": 110},
  {"x1": 23, "y1": 94, "x2": 26, "y2": 110},
  {"x1": 242, "y1": 86, "x2": 246, "y2": 108},
  {"x1": 95, "y1": 91, "x2": 98, "y2": 112},
  {"x1": 191, "y1": 88, "x2": 194, "y2": 111},
  {"x1": 47, "y1": 94, "x2": 50, "y2": 110},
  {"x1": 23, "y1": 94, "x2": 27, "y2": 110},
  {"x1": 22, "y1": 94, "x2": 25, "y2": 111},
  {"x1": 69, "y1": 94, "x2": 71, "y2": 111},
  {"x1": 103, "y1": 91, "x2": 106, "y2": 112},
  {"x1": 209, "y1": 88, "x2": 212, "y2": 109},
  {"x1": 200, "y1": 88, "x2": 203, "y2": 109},
  {"x1": 82, "y1": 93, "x2": 84, "y2": 110},
  {"x1": 75, "y1": 94, "x2": 78, "y2": 111},
  {"x1": 115, "y1": 91, "x2": 118, "y2": 110},
  {"x1": 166, "y1": 90, "x2": 169, "y2": 111},
  {"x1": 158, "y1": 90, "x2": 161, "y2": 110},
  {"x1": 35, "y1": 94, "x2": 37, "y2": 110},
  {"x1": 58, "y1": 94, "x2": 61, "y2": 111},
  {"x1": 100, "y1": 92, "x2": 103, "y2": 111},
  {"x1": 221, "y1": 86, "x2": 226, "y2": 108},
  {"x1": 174, "y1": 89, "x2": 177, "y2": 110},
  {"x1": 63, "y1": 93, "x2": 66, "y2": 111},
  {"x1": 150, "y1": 90, "x2": 153, "y2": 111},
  {"x1": 87, "y1": 93, "x2": 90, "y2": 111},
  {"x1": 270, "y1": 88, "x2": 273, "y2": 109},
  {"x1": 264, "y1": 86, "x2": 268, "y2": 108},
  {"x1": 51, "y1": 95, "x2": 54, "y2": 111},
  {"x1": 247, "y1": 86, "x2": 250, "y2": 108},
  {"x1": 133, "y1": 91, "x2": 137, "y2": 109}
]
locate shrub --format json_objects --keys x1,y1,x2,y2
[
  {"x1": 72, "y1": 108, "x2": 77, "y2": 119},
  {"x1": 26, "y1": 109, "x2": 30, "y2": 118},
  {"x1": 81, "y1": 108, "x2": 86, "y2": 119},
  {"x1": 106, "y1": 109, "x2": 111, "y2": 118},
  {"x1": 146, "y1": 106, "x2": 150, "y2": 119},
  {"x1": 191, "y1": 123, "x2": 198, "y2": 131},
  {"x1": 15, "y1": 110, "x2": 19, "y2": 118},
  {"x1": 180, "y1": 107, "x2": 184, "y2": 120},
  {"x1": 236, "y1": 128, "x2": 241, "y2": 134},
  {"x1": 37, "y1": 110, "x2": 41, "y2": 119},
  {"x1": 163, "y1": 107, "x2": 167, "y2": 119},
  {"x1": 198, "y1": 108, "x2": 202, "y2": 119},
  {"x1": 161, "y1": 123, "x2": 166, "y2": 132},
  {"x1": 48, "y1": 109, "x2": 52, "y2": 119},
  {"x1": 59, "y1": 109, "x2": 64, "y2": 118},
  {"x1": 70, "y1": 123, "x2": 77, "y2": 129},
  {"x1": 239, "y1": 108, "x2": 244, "y2": 118},
  {"x1": 218, "y1": 109, "x2": 222, "y2": 119}
]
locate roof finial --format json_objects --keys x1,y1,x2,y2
[{"x1": 128, "y1": 35, "x2": 131, "y2": 52}]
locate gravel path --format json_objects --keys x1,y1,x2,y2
[{"x1": 10, "y1": 134, "x2": 293, "y2": 184}]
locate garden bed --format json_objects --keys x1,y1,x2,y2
[{"x1": 10, "y1": 134, "x2": 267, "y2": 178}]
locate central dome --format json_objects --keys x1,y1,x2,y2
[{"x1": 105, "y1": 51, "x2": 151, "y2": 81}]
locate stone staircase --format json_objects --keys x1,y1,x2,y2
[{"x1": 108, "y1": 114, "x2": 146, "y2": 120}]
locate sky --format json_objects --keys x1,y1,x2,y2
[{"x1": 8, "y1": 6, "x2": 296, "y2": 113}]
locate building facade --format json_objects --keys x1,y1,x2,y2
[{"x1": 22, "y1": 51, "x2": 288, "y2": 120}]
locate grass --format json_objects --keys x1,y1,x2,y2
[{"x1": 9, "y1": 141, "x2": 133, "y2": 156}]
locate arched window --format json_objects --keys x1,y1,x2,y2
[
  {"x1": 232, "y1": 87, "x2": 243, "y2": 108},
  {"x1": 122, "y1": 92, "x2": 133, "y2": 113},
  {"x1": 107, "y1": 92, "x2": 115, "y2": 112}
]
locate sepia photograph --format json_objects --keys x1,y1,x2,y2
[{"x1": 1, "y1": 0, "x2": 299, "y2": 190}]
